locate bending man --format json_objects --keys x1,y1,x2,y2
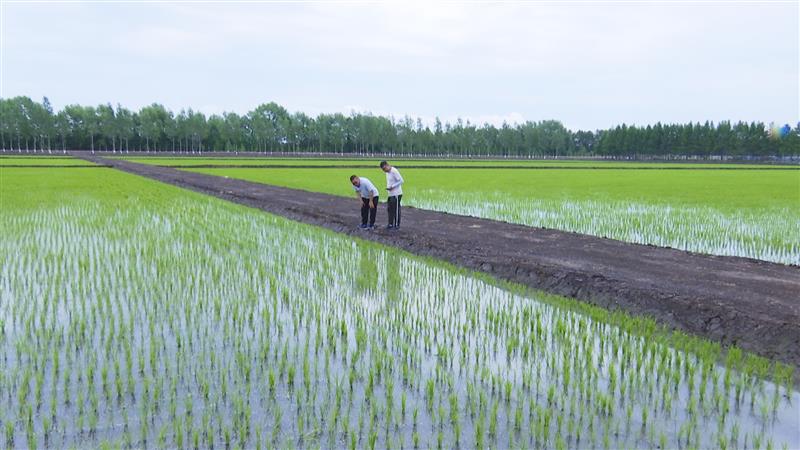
[
  {"x1": 350, "y1": 175, "x2": 379, "y2": 229},
  {"x1": 380, "y1": 161, "x2": 404, "y2": 229}
]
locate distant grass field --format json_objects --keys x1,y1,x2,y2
[
  {"x1": 0, "y1": 156, "x2": 95, "y2": 166},
  {"x1": 184, "y1": 166, "x2": 796, "y2": 214},
  {"x1": 3, "y1": 157, "x2": 798, "y2": 263},
  {"x1": 113, "y1": 156, "x2": 798, "y2": 169},
  {"x1": 185, "y1": 165, "x2": 800, "y2": 264}
]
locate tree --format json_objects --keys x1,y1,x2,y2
[
  {"x1": 84, "y1": 106, "x2": 98, "y2": 152},
  {"x1": 96, "y1": 104, "x2": 117, "y2": 151},
  {"x1": 139, "y1": 104, "x2": 170, "y2": 151},
  {"x1": 2, "y1": 96, "x2": 794, "y2": 158},
  {"x1": 116, "y1": 105, "x2": 135, "y2": 152},
  {"x1": 53, "y1": 111, "x2": 69, "y2": 152}
]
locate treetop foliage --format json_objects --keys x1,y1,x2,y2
[{"x1": 1, "y1": 96, "x2": 797, "y2": 158}]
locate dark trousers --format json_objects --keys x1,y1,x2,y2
[
  {"x1": 361, "y1": 196, "x2": 378, "y2": 226},
  {"x1": 387, "y1": 194, "x2": 402, "y2": 227}
]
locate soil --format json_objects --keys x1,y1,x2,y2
[{"x1": 75, "y1": 152, "x2": 800, "y2": 370}]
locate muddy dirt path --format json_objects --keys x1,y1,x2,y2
[{"x1": 75, "y1": 152, "x2": 800, "y2": 369}]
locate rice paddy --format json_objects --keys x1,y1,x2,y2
[
  {"x1": 181, "y1": 165, "x2": 800, "y2": 265},
  {"x1": 114, "y1": 156, "x2": 798, "y2": 169},
  {"x1": 0, "y1": 156, "x2": 97, "y2": 166},
  {"x1": 412, "y1": 191, "x2": 799, "y2": 265},
  {"x1": 1, "y1": 165, "x2": 798, "y2": 449}
]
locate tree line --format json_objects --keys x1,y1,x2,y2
[{"x1": 1, "y1": 96, "x2": 797, "y2": 158}]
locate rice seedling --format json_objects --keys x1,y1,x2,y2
[
  {"x1": 0, "y1": 167, "x2": 797, "y2": 449},
  {"x1": 191, "y1": 167, "x2": 800, "y2": 265},
  {"x1": 4, "y1": 420, "x2": 13, "y2": 447}
]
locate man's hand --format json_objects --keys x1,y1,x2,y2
[{"x1": 370, "y1": 200, "x2": 376, "y2": 208}]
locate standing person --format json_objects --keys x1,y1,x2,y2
[
  {"x1": 350, "y1": 175, "x2": 379, "y2": 229},
  {"x1": 380, "y1": 161, "x2": 404, "y2": 229}
]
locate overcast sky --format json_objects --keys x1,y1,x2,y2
[{"x1": 1, "y1": 1, "x2": 797, "y2": 130}]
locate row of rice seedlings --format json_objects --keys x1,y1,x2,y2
[
  {"x1": 1, "y1": 179, "x2": 798, "y2": 448},
  {"x1": 411, "y1": 189, "x2": 800, "y2": 265}
]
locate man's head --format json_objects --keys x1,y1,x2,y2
[
  {"x1": 350, "y1": 175, "x2": 360, "y2": 186},
  {"x1": 380, "y1": 161, "x2": 390, "y2": 172}
]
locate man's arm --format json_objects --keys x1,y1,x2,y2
[{"x1": 388, "y1": 169, "x2": 404, "y2": 190}]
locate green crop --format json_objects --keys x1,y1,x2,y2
[
  {"x1": 0, "y1": 156, "x2": 93, "y2": 166},
  {"x1": 0, "y1": 166, "x2": 797, "y2": 448},
  {"x1": 117, "y1": 155, "x2": 797, "y2": 169},
  {"x1": 185, "y1": 165, "x2": 800, "y2": 264}
]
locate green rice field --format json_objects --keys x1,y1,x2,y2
[
  {"x1": 114, "y1": 156, "x2": 798, "y2": 169},
  {"x1": 178, "y1": 164, "x2": 800, "y2": 265},
  {"x1": 0, "y1": 157, "x2": 97, "y2": 166},
  {"x1": 2, "y1": 164, "x2": 798, "y2": 449}
]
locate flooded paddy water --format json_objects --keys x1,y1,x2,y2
[{"x1": 1, "y1": 172, "x2": 798, "y2": 449}]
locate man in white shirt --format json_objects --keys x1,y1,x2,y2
[
  {"x1": 380, "y1": 161, "x2": 404, "y2": 229},
  {"x1": 350, "y1": 175, "x2": 379, "y2": 229}
]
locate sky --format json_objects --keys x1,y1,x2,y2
[{"x1": 1, "y1": 1, "x2": 798, "y2": 131}]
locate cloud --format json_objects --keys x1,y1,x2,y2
[
  {"x1": 116, "y1": 25, "x2": 224, "y2": 57},
  {"x1": 2, "y1": 2, "x2": 797, "y2": 130}
]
